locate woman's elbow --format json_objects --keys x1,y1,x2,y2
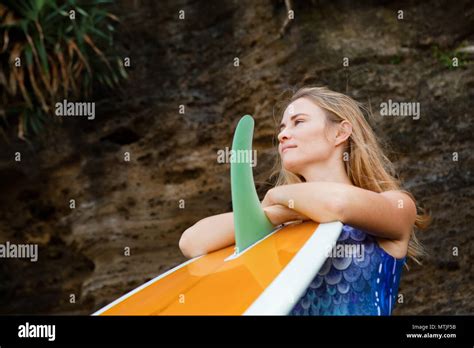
[
  {"x1": 179, "y1": 228, "x2": 204, "y2": 259},
  {"x1": 178, "y1": 231, "x2": 194, "y2": 258}
]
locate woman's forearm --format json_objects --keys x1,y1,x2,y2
[
  {"x1": 179, "y1": 212, "x2": 235, "y2": 258},
  {"x1": 266, "y1": 182, "x2": 346, "y2": 223},
  {"x1": 179, "y1": 204, "x2": 310, "y2": 258},
  {"x1": 265, "y1": 182, "x2": 416, "y2": 240}
]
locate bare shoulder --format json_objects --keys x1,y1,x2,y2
[
  {"x1": 376, "y1": 190, "x2": 416, "y2": 258},
  {"x1": 381, "y1": 190, "x2": 417, "y2": 229},
  {"x1": 380, "y1": 190, "x2": 416, "y2": 207}
]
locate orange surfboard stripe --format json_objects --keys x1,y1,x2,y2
[{"x1": 100, "y1": 221, "x2": 319, "y2": 315}]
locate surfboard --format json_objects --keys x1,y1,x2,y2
[{"x1": 93, "y1": 115, "x2": 343, "y2": 316}]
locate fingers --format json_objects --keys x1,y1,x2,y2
[
  {"x1": 261, "y1": 188, "x2": 275, "y2": 208},
  {"x1": 263, "y1": 205, "x2": 283, "y2": 225},
  {"x1": 263, "y1": 204, "x2": 305, "y2": 225}
]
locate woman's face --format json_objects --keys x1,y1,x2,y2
[{"x1": 278, "y1": 97, "x2": 337, "y2": 176}]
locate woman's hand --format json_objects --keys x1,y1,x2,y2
[
  {"x1": 262, "y1": 187, "x2": 308, "y2": 225},
  {"x1": 261, "y1": 187, "x2": 276, "y2": 208},
  {"x1": 263, "y1": 203, "x2": 310, "y2": 226}
]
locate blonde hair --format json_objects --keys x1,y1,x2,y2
[{"x1": 270, "y1": 86, "x2": 430, "y2": 264}]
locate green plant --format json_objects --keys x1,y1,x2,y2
[
  {"x1": 431, "y1": 45, "x2": 469, "y2": 70},
  {"x1": 0, "y1": 0, "x2": 127, "y2": 140},
  {"x1": 389, "y1": 55, "x2": 401, "y2": 65}
]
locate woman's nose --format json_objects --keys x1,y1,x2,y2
[{"x1": 278, "y1": 128, "x2": 291, "y2": 142}]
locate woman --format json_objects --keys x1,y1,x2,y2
[{"x1": 179, "y1": 86, "x2": 429, "y2": 315}]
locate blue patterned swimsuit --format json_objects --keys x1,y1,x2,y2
[{"x1": 290, "y1": 224, "x2": 406, "y2": 316}]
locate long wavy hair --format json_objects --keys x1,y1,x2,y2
[{"x1": 270, "y1": 86, "x2": 430, "y2": 264}]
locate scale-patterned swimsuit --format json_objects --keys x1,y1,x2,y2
[{"x1": 290, "y1": 224, "x2": 406, "y2": 316}]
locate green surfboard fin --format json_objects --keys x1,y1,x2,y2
[{"x1": 231, "y1": 115, "x2": 275, "y2": 254}]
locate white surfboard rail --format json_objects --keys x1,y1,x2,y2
[{"x1": 244, "y1": 221, "x2": 343, "y2": 315}]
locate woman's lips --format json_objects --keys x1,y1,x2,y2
[{"x1": 282, "y1": 145, "x2": 297, "y2": 153}]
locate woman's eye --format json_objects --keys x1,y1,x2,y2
[{"x1": 295, "y1": 119, "x2": 303, "y2": 125}]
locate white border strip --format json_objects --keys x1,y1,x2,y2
[
  {"x1": 92, "y1": 255, "x2": 204, "y2": 315},
  {"x1": 243, "y1": 221, "x2": 343, "y2": 315}
]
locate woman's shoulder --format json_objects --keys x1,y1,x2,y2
[{"x1": 380, "y1": 190, "x2": 416, "y2": 207}]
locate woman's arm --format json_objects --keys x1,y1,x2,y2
[
  {"x1": 262, "y1": 182, "x2": 417, "y2": 241},
  {"x1": 179, "y1": 212, "x2": 235, "y2": 259},
  {"x1": 179, "y1": 206, "x2": 310, "y2": 259}
]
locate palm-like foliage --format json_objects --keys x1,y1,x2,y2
[{"x1": 0, "y1": 0, "x2": 127, "y2": 139}]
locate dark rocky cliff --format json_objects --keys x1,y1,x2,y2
[{"x1": 0, "y1": 0, "x2": 472, "y2": 314}]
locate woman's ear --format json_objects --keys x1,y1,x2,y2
[{"x1": 335, "y1": 120, "x2": 352, "y2": 146}]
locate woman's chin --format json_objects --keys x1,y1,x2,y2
[{"x1": 282, "y1": 159, "x2": 303, "y2": 174}]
